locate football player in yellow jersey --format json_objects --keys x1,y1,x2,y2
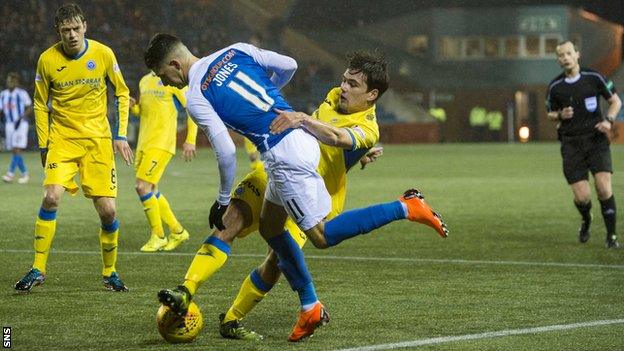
[
  {"x1": 157, "y1": 51, "x2": 447, "y2": 340},
  {"x1": 14, "y1": 4, "x2": 133, "y2": 293},
  {"x1": 130, "y1": 71, "x2": 198, "y2": 252},
  {"x1": 243, "y1": 137, "x2": 263, "y2": 171}
]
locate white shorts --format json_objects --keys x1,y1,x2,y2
[
  {"x1": 5, "y1": 120, "x2": 28, "y2": 150},
  {"x1": 261, "y1": 128, "x2": 331, "y2": 231}
]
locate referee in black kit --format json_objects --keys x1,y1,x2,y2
[{"x1": 546, "y1": 40, "x2": 622, "y2": 248}]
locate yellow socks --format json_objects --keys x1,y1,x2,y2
[
  {"x1": 157, "y1": 192, "x2": 183, "y2": 234},
  {"x1": 140, "y1": 192, "x2": 164, "y2": 238},
  {"x1": 182, "y1": 236, "x2": 230, "y2": 295},
  {"x1": 33, "y1": 208, "x2": 57, "y2": 273},
  {"x1": 100, "y1": 219, "x2": 120, "y2": 277},
  {"x1": 223, "y1": 270, "x2": 272, "y2": 323}
]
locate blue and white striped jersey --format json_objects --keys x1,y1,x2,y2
[
  {"x1": 186, "y1": 43, "x2": 297, "y2": 153},
  {"x1": 0, "y1": 87, "x2": 32, "y2": 123}
]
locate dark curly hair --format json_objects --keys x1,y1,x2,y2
[{"x1": 346, "y1": 50, "x2": 389, "y2": 99}]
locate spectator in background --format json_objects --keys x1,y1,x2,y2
[
  {"x1": 487, "y1": 110, "x2": 503, "y2": 142},
  {"x1": 429, "y1": 106, "x2": 446, "y2": 143},
  {"x1": 469, "y1": 105, "x2": 487, "y2": 142},
  {"x1": 1, "y1": 72, "x2": 32, "y2": 184}
]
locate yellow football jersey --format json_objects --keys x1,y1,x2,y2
[
  {"x1": 131, "y1": 72, "x2": 198, "y2": 154},
  {"x1": 33, "y1": 39, "x2": 129, "y2": 148},
  {"x1": 314, "y1": 87, "x2": 379, "y2": 196}
]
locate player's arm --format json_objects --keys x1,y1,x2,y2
[
  {"x1": 595, "y1": 75, "x2": 621, "y2": 133},
  {"x1": 187, "y1": 96, "x2": 237, "y2": 229},
  {"x1": 105, "y1": 48, "x2": 133, "y2": 165},
  {"x1": 129, "y1": 96, "x2": 140, "y2": 116},
  {"x1": 20, "y1": 91, "x2": 33, "y2": 122},
  {"x1": 238, "y1": 43, "x2": 297, "y2": 89},
  {"x1": 172, "y1": 87, "x2": 198, "y2": 161},
  {"x1": 545, "y1": 88, "x2": 566, "y2": 122},
  {"x1": 271, "y1": 109, "x2": 359, "y2": 149},
  {"x1": 33, "y1": 55, "x2": 51, "y2": 166}
]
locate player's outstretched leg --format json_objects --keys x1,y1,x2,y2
[
  {"x1": 159, "y1": 235, "x2": 231, "y2": 315},
  {"x1": 158, "y1": 285, "x2": 192, "y2": 316},
  {"x1": 398, "y1": 189, "x2": 449, "y2": 238},
  {"x1": 288, "y1": 302, "x2": 330, "y2": 342}
]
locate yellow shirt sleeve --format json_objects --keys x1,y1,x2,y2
[
  {"x1": 184, "y1": 115, "x2": 198, "y2": 145},
  {"x1": 105, "y1": 48, "x2": 130, "y2": 139},
  {"x1": 33, "y1": 55, "x2": 51, "y2": 149},
  {"x1": 344, "y1": 122, "x2": 379, "y2": 150},
  {"x1": 172, "y1": 87, "x2": 197, "y2": 145}
]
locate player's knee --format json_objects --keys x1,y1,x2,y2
[
  {"x1": 42, "y1": 192, "x2": 61, "y2": 209},
  {"x1": 134, "y1": 180, "x2": 151, "y2": 196},
  {"x1": 96, "y1": 202, "x2": 116, "y2": 224},
  {"x1": 596, "y1": 188, "x2": 612, "y2": 201}
]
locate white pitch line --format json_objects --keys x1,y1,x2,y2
[
  {"x1": 1, "y1": 248, "x2": 623, "y2": 270},
  {"x1": 334, "y1": 318, "x2": 624, "y2": 351}
]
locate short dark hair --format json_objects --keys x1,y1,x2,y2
[
  {"x1": 54, "y1": 3, "x2": 85, "y2": 28},
  {"x1": 346, "y1": 50, "x2": 389, "y2": 99},
  {"x1": 7, "y1": 72, "x2": 20, "y2": 83},
  {"x1": 557, "y1": 40, "x2": 579, "y2": 51},
  {"x1": 144, "y1": 33, "x2": 182, "y2": 70}
]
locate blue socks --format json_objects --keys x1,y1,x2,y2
[
  {"x1": 324, "y1": 201, "x2": 406, "y2": 247},
  {"x1": 267, "y1": 231, "x2": 318, "y2": 307}
]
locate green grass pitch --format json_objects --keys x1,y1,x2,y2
[{"x1": 0, "y1": 143, "x2": 622, "y2": 350}]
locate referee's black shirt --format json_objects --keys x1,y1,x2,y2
[{"x1": 546, "y1": 68, "x2": 616, "y2": 137}]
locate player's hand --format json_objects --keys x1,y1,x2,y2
[
  {"x1": 270, "y1": 109, "x2": 308, "y2": 134},
  {"x1": 360, "y1": 146, "x2": 384, "y2": 170},
  {"x1": 182, "y1": 142, "x2": 196, "y2": 162},
  {"x1": 40, "y1": 149, "x2": 48, "y2": 168},
  {"x1": 209, "y1": 201, "x2": 228, "y2": 230},
  {"x1": 595, "y1": 120, "x2": 612, "y2": 134},
  {"x1": 129, "y1": 96, "x2": 137, "y2": 108},
  {"x1": 560, "y1": 106, "x2": 574, "y2": 120},
  {"x1": 114, "y1": 139, "x2": 134, "y2": 166}
]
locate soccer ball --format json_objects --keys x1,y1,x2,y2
[{"x1": 156, "y1": 302, "x2": 203, "y2": 343}]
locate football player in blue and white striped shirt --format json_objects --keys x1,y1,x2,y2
[{"x1": 1, "y1": 72, "x2": 32, "y2": 183}]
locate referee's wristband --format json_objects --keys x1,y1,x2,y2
[{"x1": 605, "y1": 116, "x2": 616, "y2": 124}]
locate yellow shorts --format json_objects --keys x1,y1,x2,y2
[
  {"x1": 44, "y1": 137, "x2": 117, "y2": 198},
  {"x1": 243, "y1": 137, "x2": 258, "y2": 156},
  {"x1": 135, "y1": 148, "x2": 173, "y2": 184},
  {"x1": 232, "y1": 167, "x2": 307, "y2": 247}
]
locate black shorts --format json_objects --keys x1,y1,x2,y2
[{"x1": 560, "y1": 132, "x2": 612, "y2": 184}]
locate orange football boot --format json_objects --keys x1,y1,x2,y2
[
  {"x1": 399, "y1": 189, "x2": 449, "y2": 238},
  {"x1": 287, "y1": 302, "x2": 330, "y2": 342}
]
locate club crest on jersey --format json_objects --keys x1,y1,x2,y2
[
  {"x1": 86, "y1": 60, "x2": 96, "y2": 70},
  {"x1": 235, "y1": 185, "x2": 245, "y2": 196},
  {"x1": 584, "y1": 96, "x2": 597, "y2": 112}
]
